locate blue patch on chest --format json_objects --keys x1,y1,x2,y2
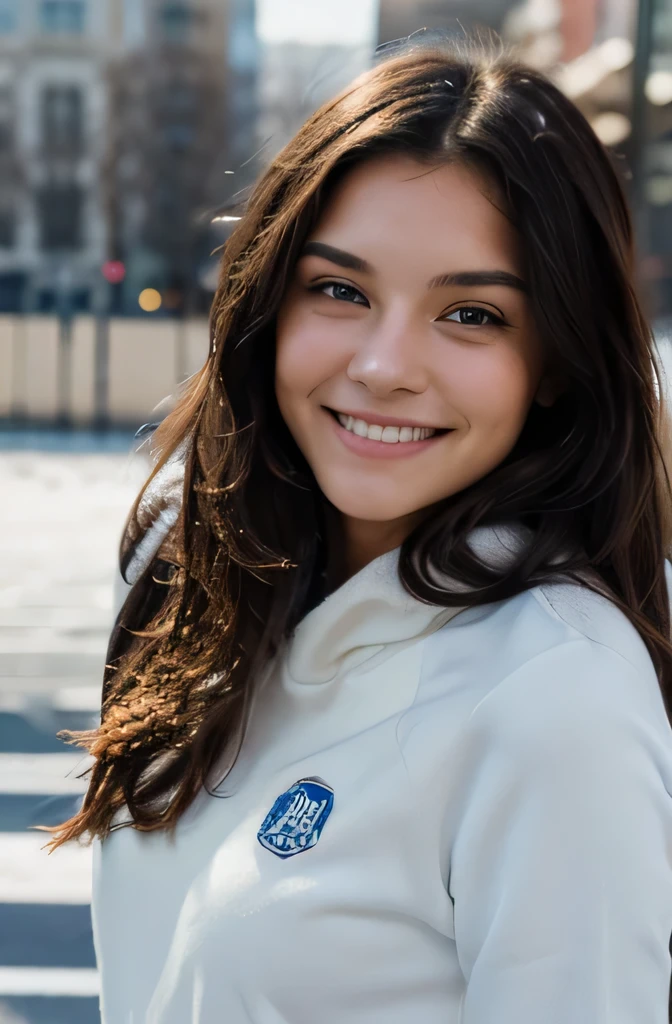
[{"x1": 257, "y1": 777, "x2": 334, "y2": 859}]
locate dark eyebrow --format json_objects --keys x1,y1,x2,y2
[
  {"x1": 428, "y1": 270, "x2": 527, "y2": 293},
  {"x1": 300, "y1": 242, "x2": 527, "y2": 294},
  {"x1": 299, "y1": 241, "x2": 372, "y2": 274}
]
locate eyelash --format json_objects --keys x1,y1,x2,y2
[
  {"x1": 310, "y1": 281, "x2": 507, "y2": 328},
  {"x1": 310, "y1": 282, "x2": 368, "y2": 305}
]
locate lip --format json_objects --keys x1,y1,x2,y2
[
  {"x1": 325, "y1": 408, "x2": 453, "y2": 459},
  {"x1": 325, "y1": 406, "x2": 448, "y2": 430}
]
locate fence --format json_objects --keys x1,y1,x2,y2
[{"x1": 0, "y1": 315, "x2": 210, "y2": 428}]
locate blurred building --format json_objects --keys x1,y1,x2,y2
[
  {"x1": 0, "y1": 0, "x2": 258, "y2": 317},
  {"x1": 377, "y1": 0, "x2": 672, "y2": 321},
  {"x1": 252, "y1": 0, "x2": 376, "y2": 166},
  {"x1": 256, "y1": 41, "x2": 371, "y2": 155},
  {"x1": 641, "y1": 0, "x2": 672, "y2": 319},
  {"x1": 226, "y1": 0, "x2": 259, "y2": 174},
  {"x1": 0, "y1": 0, "x2": 122, "y2": 314},
  {"x1": 378, "y1": 0, "x2": 514, "y2": 46},
  {"x1": 510, "y1": 0, "x2": 672, "y2": 318},
  {"x1": 3, "y1": 0, "x2": 672, "y2": 323}
]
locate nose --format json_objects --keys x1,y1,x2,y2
[{"x1": 346, "y1": 312, "x2": 429, "y2": 397}]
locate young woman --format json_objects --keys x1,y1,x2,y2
[{"x1": 44, "y1": 39, "x2": 672, "y2": 1024}]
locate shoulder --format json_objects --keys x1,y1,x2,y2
[
  {"x1": 399, "y1": 575, "x2": 672, "y2": 852},
  {"x1": 468, "y1": 572, "x2": 672, "y2": 750},
  {"x1": 120, "y1": 443, "x2": 186, "y2": 586},
  {"x1": 417, "y1": 565, "x2": 671, "y2": 747},
  {"x1": 530, "y1": 568, "x2": 659, "y2": 677},
  {"x1": 112, "y1": 441, "x2": 186, "y2": 617}
]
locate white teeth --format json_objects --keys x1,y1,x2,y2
[{"x1": 336, "y1": 412, "x2": 436, "y2": 443}]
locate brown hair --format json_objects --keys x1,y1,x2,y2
[{"x1": 41, "y1": 38, "x2": 672, "y2": 850}]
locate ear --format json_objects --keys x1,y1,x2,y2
[{"x1": 534, "y1": 373, "x2": 566, "y2": 409}]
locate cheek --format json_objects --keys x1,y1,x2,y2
[
  {"x1": 275, "y1": 305, "x2": 338, "y2": 412},
  {"x1": 445, "y1": 344, "x2": 539, "y2": 432}
]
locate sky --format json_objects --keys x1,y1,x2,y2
[{"x1": 255, "y1": 0, "x2": 379, "y2": 46}]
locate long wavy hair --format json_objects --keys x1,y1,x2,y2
[{"x1": 43, "y1": 38, "x2": 672, "y2": 851}]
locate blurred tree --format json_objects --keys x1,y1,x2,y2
[
  {"x1": 102, "y1": 1, "x2": 230, "y2": 315},
  {"x1": 0, "y1": 80, "x2": 24, "y2": 309}
]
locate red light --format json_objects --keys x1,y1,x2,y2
[{"x1": 102, "y1": 260, "x2": 126, "y2": 284}]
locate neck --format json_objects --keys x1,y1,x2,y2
[{"x1": 323, "y1": 505, "x2": 429, "y2": 592}]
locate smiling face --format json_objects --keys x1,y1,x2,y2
[{"x1": 275, "y1": 154, "x2": 560, "y2": 537}]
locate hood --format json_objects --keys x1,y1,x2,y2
[{"x1": 286, "y1": 522, "x2": 532, "y2": 685}]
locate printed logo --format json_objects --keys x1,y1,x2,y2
[{"x1": 257, "y1": 776, "x2": 334, "y2": 859}]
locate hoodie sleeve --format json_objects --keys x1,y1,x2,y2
[
  {"x1": 108, "y1": 444, "x2": 185, "y2": 618},
  {"x1": 448, "y1": 639, "x2": 672, "y2": 1024}
]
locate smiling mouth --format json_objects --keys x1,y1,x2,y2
[{"x1": 325, "y1": 408, "x2": 452, "y2": 444}]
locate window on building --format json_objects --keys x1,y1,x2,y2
[
  {"x1": 0, "y1": 86, "x2": 13, "y2": 152},
  {"x1": 37, "y1": 183, "x2": 83, "y2": 249},
  {"x1": 0, "y1": 208, "x2": 15, "y2": 247},
  {"x1": 40, "y1": 0, "x2": 86, "y2": 34},
  {"x1": 0, "y1": 271, "x2": 25, "y2": 312},
  {"x1": 170, "y1": 83, "x2": 195, "y2": 114},
  {"x1": 41, "y1": 86, "x2": 83, "y2": 154},
  {"x1": 164, "y1": 123, "x2": 193, "y2": 149},
  {"x1": 160, "y1": 2, "x2": 199, "y2": 42},
  {"x1": 0, "y1": 0, "x2": 17, "y2": 33}
]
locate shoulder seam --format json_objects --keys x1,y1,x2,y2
[
  {"x1": 531, "y1": 583, "x2": 642, "y2": 677},
  {"x1": 467, "y1": 634, "x2": 652, "y2": 731}
]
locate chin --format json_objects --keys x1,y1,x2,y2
[{"x1": 319, "y1": 480, "x2": 425, "y2": 524}]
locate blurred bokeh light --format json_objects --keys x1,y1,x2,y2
[{"x1": 138, "y1": 288, "x2": 162, "y2": 312}]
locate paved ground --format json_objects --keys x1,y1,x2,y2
[{"x1": 0, "y1": 443, "x2": 149, "y2": 1024}]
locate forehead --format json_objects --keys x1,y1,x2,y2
[{"x1": 312, "y1": 154, "x2": 521, "y2": 276}]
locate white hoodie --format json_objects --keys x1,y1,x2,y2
[{"x1": 92, "y1": 523, "x2": 672, "y2": 1023}]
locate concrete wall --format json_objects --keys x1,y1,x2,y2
[
  {"x1": 0, "y1": 317, "x2": 15, "y2": 417},
  {"x1": 0, "y1": 315, "x2": 210, "y2": 425}
]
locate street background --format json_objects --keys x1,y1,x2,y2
[{"x1": 1, "y1": 0, "x2": 672, "y2": 1021}]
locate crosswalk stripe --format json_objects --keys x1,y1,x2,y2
[
  {"x1": 0, "y1": 966, "x2": 99, "y2": 997},
  {"x1": 0, "y1": 447, "x2": 149, "y2": 1012},
  {"x1": 0, "y1": 833, "x2": 92, "y2": 904},
  {"x1": 0, "y1": 753, "x2": 92, "y2": 795},
  {"x1": 0, "y1": 687, "x2": 101, "y2": 713}
]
